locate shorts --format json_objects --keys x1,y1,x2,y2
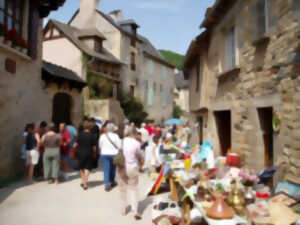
[{"x1": 26, "y1": 149, "x2": 40, "y2": 165}]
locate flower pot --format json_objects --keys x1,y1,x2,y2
[{"x1": 5, "y1": 40, "x2": 11, "y2": 47}]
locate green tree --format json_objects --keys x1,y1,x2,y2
[
  {"x1": 173, "y1": 104, "x2": 184, "y2": 119},
  {"x1": 118, "y1": 91, "x2": 148, "y2": 125},
  {"x1": 159, "y1": 50, "x2": 185, "y2": 70}
]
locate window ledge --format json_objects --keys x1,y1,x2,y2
[
  {"x1": 0, "y1": 42, "x2": 31, "y2": 61},
  {"x1": 217, "y1": 67, "x2": 240, "y2": 78},
  {"x1": 252, "y1": 35, "x2": 270, "y2": 46}
]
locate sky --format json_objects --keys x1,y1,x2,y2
[{"x1": 46, "y1": 0, "x2": 215, "y2": 55}]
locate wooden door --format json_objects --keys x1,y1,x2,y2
[
  {"x1": 52, "y1": 93, "x2": 72, "y2": 126},
  {"x1": 214, "y1": 111, "x2": 231, "y2": 156},
  {"x1": 258, "y1": 107, "x2": 273, "y2": 167}
]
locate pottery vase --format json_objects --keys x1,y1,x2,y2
[{"x1": 207, "y1": 192, "x2": 234, "y2": 219}]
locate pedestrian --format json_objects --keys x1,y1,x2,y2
[
  {"x1": 59, "y1": 123, "x2": 71, "y2": 180},
  {"x1": 21, "y1": 124, "x2": 30, "y2": 178},
  {"x1": 123, "y1": 119, "x2": 130, "y2": 137},
  {"x1": 137, "y1": 123, "x2": 149, "y2": 150},
  {"x1": 35, "y1": 121, "x2": 48, "y2": 178},
  {"x1": 89, "y1": 118, "x2": 100, "y2": 169},
  {"x1": 73, "y1": 121, "x2": 97, "y2": 190},
  {"x1": 117, "y1": 127, "x2": 143, "y2": 220},
  {"x1": 99, "y1": 123, "x2": 121, "y2": 191},
  {"x1": 145, "y1": 135, "x2": 161, "y2": 174},
  {"x1": 42, "y1": 125, "x2": 61, "y2": 184},
  {"x1": 67, "y1": 122, "x2": 78, "y2": 170},
  {"x1": 25, "y1": 123, "x2": 40, "y2": 183}
]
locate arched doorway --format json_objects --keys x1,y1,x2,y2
[{"x1": 52, "y1": 93, "x2": 72, "y2": 126}]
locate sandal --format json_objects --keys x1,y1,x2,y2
[{"x1": 134, "y1": 214, "x2": 142, "y2": 220}]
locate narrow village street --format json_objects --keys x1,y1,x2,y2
[{"x1": 0, "y1": 170, "x2": 155, "y2": 225}]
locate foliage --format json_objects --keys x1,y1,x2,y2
[
  {"x1": 118, "y1": 91, "x2": 148, "y2": 125},
  {"x1": 173, "y1": 104, "x2": 184, "y2": 119},
  {"x1": 159, "y1": 50, "x2": 185, "y2": 70},
  {"x1": 86, "y1": 73, "x2": 114, "y2": 99}
]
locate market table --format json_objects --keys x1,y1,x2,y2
[{"x1": 169, "y1": 168, "x2": 249, "y2": 225}]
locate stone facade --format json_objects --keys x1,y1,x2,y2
[
  {"x1": 0, "y1": 1, "x2": 76, "y2": 179},
  {"x1": 184, "y1": 0, "x2": 300, "y2": 184},
  {"x1": 68, "y1": 0, "x2": 175, "y2": 123}
]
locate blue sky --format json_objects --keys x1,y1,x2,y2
[{"x1": 46, "y1": 0, "x2": 215, "y2": 55}]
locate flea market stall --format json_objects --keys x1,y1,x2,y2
[{"x1": 147, "y1": 131, "x2": 300, "y2": 225}]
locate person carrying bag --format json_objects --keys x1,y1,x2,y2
[{"x1": 99, "y1": 123, "x2": 122, "y2": 191}]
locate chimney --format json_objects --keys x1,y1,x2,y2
[
  {"x1": 109, "y1": 10, "x2": 124, "y2": 22},
  {"x1": 80, "y1": 0, "x2": 99, "y2": 16}
]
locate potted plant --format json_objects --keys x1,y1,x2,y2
[
  {"x1": 5, "y1": 29, "x2": 18, "y2": 48},
  {"x1": 0, "y1": 23, "x2": 7, "y2": 43}
]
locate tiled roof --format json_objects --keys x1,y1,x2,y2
[
  {"x1": 67, "y1": 9, "x2": 172, "y2": 67},
  {"x1": 42, "y1": 61, "x2": 86, "y2": 85},
  {"x1": 48, "y1": 19, "x2": 122, "y2": 65}
]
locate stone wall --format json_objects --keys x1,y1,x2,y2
[
  {"x1": 188, "y1": 0, "x2": 300, "y2": 183},
  {"x1": 0, "y1": 21, "x2": 82, "y2": 179}
]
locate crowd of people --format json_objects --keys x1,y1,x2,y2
[{"x1": 21, "y1": 118, "x2": 190, "y2": 220}]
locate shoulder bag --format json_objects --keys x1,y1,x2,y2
[{"x1": 105, "y1": 134, "x2": 125, "y2": 168}]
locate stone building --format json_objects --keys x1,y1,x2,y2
[
  {"x1": 43, "y1": 19, "x2": 125, "y2": 125},
  {"x1": 174, "y1": 70, "x2": 190, "y2": 121},
  {"x1": 0, "y1": 1, "x2": 86, "y2": 179},
  {"x1": 44, "y1": 0, "x2": 175, "y2": 123},
  {"x1": 184, "y1": 0, "x2": 300, "y2": 184}
]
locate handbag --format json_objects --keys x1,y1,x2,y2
[{"x1": 105, "y1": 134, "x2": 125, "y2": 168}]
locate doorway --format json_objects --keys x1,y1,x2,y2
[
  {"x1": 198, "y1": 116, "x2": 204, "y2": 145},
  {"x1": 52, "y1": 93, "x2": 72, "y2": 126},
  {"x1": 214, "y1": 110, "x2": 231, "y2": 156},
  {"x1": 257, "y1": 107, "x2": 274, "y2": 167}
]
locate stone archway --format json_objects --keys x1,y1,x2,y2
[{"x1": 52, "y1": 93, "x2": 73, "y2": 126}]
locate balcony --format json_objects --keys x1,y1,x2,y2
[{"x1": 0, "y1": 39, "x2": 30, "y2": 61}]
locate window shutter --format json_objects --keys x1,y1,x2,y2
[
  {"x1": 256, "y1": 0, "x2": 266, "y2": 39},
  {"x1": 28, "y1": 1, "x2": 39, "y2": 59},
  {"x1": 226, "y1": 28, "x2": 235, "y2": 70},
  {"x1": 162, "y1": 67, "x2": 167, "y2": 80},
  {"x1": 147, "y1": 87, "x2": 154, "y2": 106},
  {"x1": 268, "y1": 0, "x2": 277, "y2": 28},
  {"x1": 293, "y1": 0, "x2": 300, "y2": 21}
]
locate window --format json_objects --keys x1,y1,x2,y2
[
  {"x1": 130, "y1": 52, "x2": 136, "y2": 71},
  {"x1": 255, "y1": 0, "x2": 272, "y2": 38},
  {"x1": 147, "y1": 60, "x2": 154, "y2": 75},
  {"x1": 130, "y1": 85, "x2": 135, "y2": 97},
  {"x1": 0, "y1": 0, "x2": 24, "y2": 34},
  {"x1": 225, "y1": 27, "x2": 236, "y2": 70},
  {"x1": 95, "y1": 39, "x2": 103, "y2": 53},
  {"x1": 162, "y1": 67, "x2": 167, "y2": 81},
  {"x1": 130, "y1": 37, "x2": 136, "y2": 47},
  {"x1": 144, "y1": 80, "x2": 148, "y2": 102},
  {"x1": 147, "y1": 87, "x2": 154, "y2": 106},
  {"x1": 162, "y1": 89, "x2": 167, "y2": 107},
  {"x1": 153, "y1": 82, "x2": 156, "y2": 92}
]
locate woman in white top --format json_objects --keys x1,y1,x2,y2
[
  {"x1": 99, "y1": 123, "x2": 121, "y2": 192},
  {"x1": 145, "y1": 135, "x2": 161, "y2": 173},
  {"x1": 117, "y1": 127, "x2": 143, "y2": 220}
]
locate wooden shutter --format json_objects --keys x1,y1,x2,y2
[
  {"x1": 255, "y1": 0, "x2": 266, "y2": 39},
  {"x1": 28, "y1": 1, "x2": 39, "y2": 59},
  {"x1": 226, "y1": 27, "x2": 235, "y2": 70},
  {"x1": 293, "y1": 0, "x2": 300, "y2": 21}
]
